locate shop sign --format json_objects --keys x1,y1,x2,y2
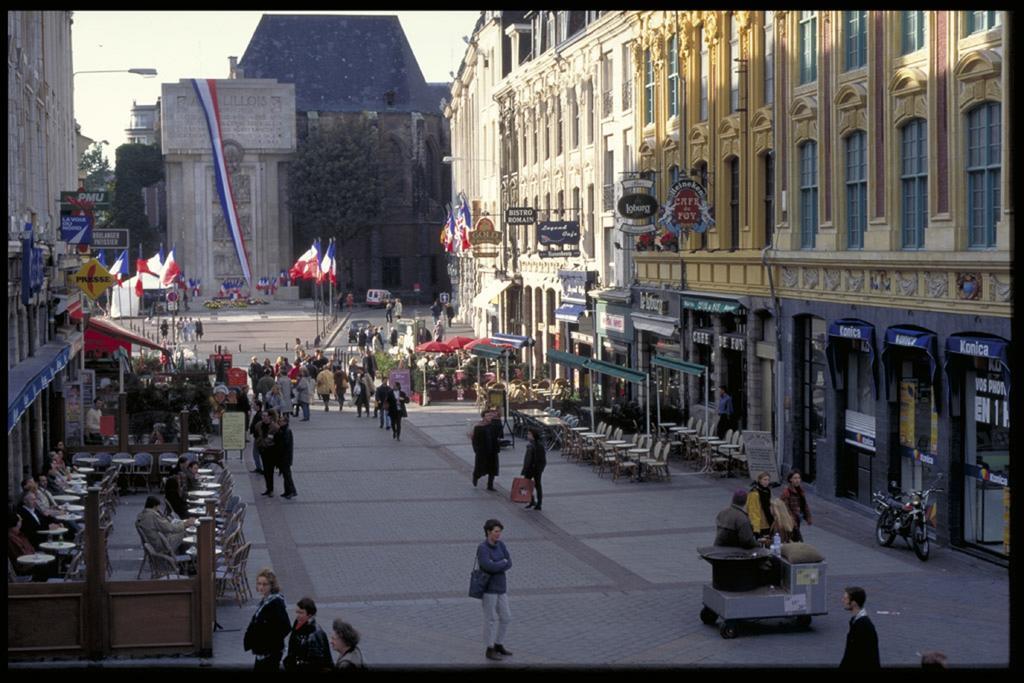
[
  {"x1": 60, "y1": 215, "x2": 93, "y2": 244},
  {"x1": 639, "y1": 291, "x2": 668, "y2": 315},
  {"x1": 692, "y1": 330, "x2": 713, "y2": 346},
  {"x1": 470, "y1": 217, "x2": 501, "y2": 258},
  {"x1": 559, "y1": 269, "x2": 594, "y2": 305},
  {"x1": 682, "y1": 296, "x2": 743, "y2": 315},
  {"x1": 720, "y1": 334, "x2": 746, "y2": 352},
  {"x1": 505, "y1": 207, "x2": 536, "y2": 225},
  {"x1": 571, "y1": 331, "x2": 594, "y2": 346},
  {"x1": 617, "y1": 193, "x2": 659, "y2": 220},
  {"x1": 600, "y1": 313, "x2": 625, "y2": 334},
  {"x1": 617, "y1": 177, "x2": 657, "y2": 235},
  {"x1": 538, "y1": 221, "x2": 580, "y2": 246},
  {"x1": 21, "y1": 223, "x2": 45, "y2": 306},
  {"x1": 659, "y1": 178, "x2": 714, "y2": 237},
  {"x1": 61, "y1": 190, "x2": 109, "y2": 212},
  {"x1": 91, "y1": 229, "x2": 129, "y2": 250},
  {"x1": 844, "y1": 409, "x2": 876, "y2": 453},
  {"x1": 72, "y1": 258, "x2": 114, "y2": 301}
]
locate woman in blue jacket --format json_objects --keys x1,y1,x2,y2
[{"x1": 477, "y1": 518, "x2": 513, "y2": 662}]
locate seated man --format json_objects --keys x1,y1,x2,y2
[
  {"x1": 31, "y1": 475, "x2": 81, "y2": 535},
  {"x1": 714, "y1": 489, "x2": 760, "y2": 549},
  {"x1": 136, "y1": 495, "x2": 197, "y2": 557},
  {"x1": 17, "y1": 491, "x2": 63, "y2": 550},
  {"x1": 163, "y1": 470, "x2": 191, "y2": 521},
  {"x1": 8, "y1": 512, "x2": 55, "y2": 581}
]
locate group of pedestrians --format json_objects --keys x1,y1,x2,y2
[
  {"x1": 158, "y1": 316, "x2": 204, "y2": 343},
  {"x1": 244, "y1": 568, "x2": 365, "y2": 670}
]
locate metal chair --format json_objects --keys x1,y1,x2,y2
[{"x1": 132, "y1": 452, "x2": 154, "y2": 493}]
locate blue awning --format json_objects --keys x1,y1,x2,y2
[
  {"x1": 490, "y1": 332, "x2": 533, "y2": 349},
  {"x1": 8, "y1": 341, "x2": 71, "y2": 433},
  {"x1": 554, "y1": 303, "x2": 586, "y2": 323},
  {"x1": 943, "y1": 332, "x2": 1011, "y2": 416},
  {"x1": 825, "y1": 318, "x2": 879, "y2": 399},
  {"x1": 882, "y1": 325, "x2": 939, "y2": 411}
]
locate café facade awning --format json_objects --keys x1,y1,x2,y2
[
  {"x1": 469, "y1": 343, "x2": 508, "y2": 360},
  {"x1": 681, "y1": 293, "x2": 748, "y2": 315},
  {"x1": 547, "y1": 349, "x2": 590, "y2": 371},
  {"x1": 87, "y1": 317, "x2": 171, "y2": 356},
  {"x1": 490, "y1": 332, "x2": 533, "y2": 349},
  {"x1": 8, "y1": 341, "x2": 71, "y2": 433},
  {"x1": 584, "y1": 357, "x2": 646, "y2": 384},
  {"x1": 471, "y1": 278, "x2": 513, "y2": 309},
  {"x1": 554, "y1": 303, "x2": 586, "y2": 323},
  {"x1": 652, "y1": 355, "x2": 707, "y2": 376},
  {"x1": 632, "y1": 313, "x2": 678, "y2": 338}
]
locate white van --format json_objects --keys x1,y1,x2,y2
[{"x1": 365, "y1": 289, "x2": 392, "y2": 308}]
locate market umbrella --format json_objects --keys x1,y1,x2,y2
[
  {"x1": 463, "y1": 338, "x2": 495, "y2": 351},
  {"x1": 414, "y1": 340, "x2": 453, "y2": 354},
  {"x1": 447, "y1": 336, "x2": 476, "y2": 350}
]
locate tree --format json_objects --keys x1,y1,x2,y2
[
  {"x1": 286, "y1": 116, "x2": 382, "y2": 254},
  {"x1": 109, "y1": 143, "x2": 164, "y2": 255},
  {"x1": 79, "y1": 143, "x2": 113, "y2": 193}
]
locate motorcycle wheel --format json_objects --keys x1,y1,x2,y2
[
  {"x1": 912, "y1": 520, "x2": 931, "y2": 561},
  {"x1": 875, "y1": 510, "x2": 897, "y2": 547}
]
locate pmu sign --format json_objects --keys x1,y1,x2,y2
[{"x1": 61, "y1": 190, "x2": 110, "y2": 213}]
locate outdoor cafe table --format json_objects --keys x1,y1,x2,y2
[
  {"x1": 188, "y1": 507, "x2": 206, "y2": 516},
  {"x1": 187, "y1": 490, "x2": 217, "y2": 500},
  {"x1": 570, "y1": 427, "x2": 590, "y2": 432},
  {"x1": 518, "y1": 409, "x2": 548, "y2": 417},
  {"x1": 56, "y1": 513, "x2": 83, "y2": 523},
  {"x1": 536, "y1": 417, "x2": 563, "y2": 425},
  {"x1": 185, "y1": 546, "x2": 223, "y2": 557},
  {"x1": 112, "y1": 457, "x2": 135, "y2": 467},
  {"x1": 53, "y1": 494, "x2": 82, "y2": 503},
  {"x1": 199, "y1": 482, "x2": 222, "y2": 490},
  {"x1": 198, "y1": 468, "x2": 214, "y2": 475},
  {"x1": 38, "y1": 528, "x2": 69, "y2": 540},
  {"x1": 39, "y1": 541, "x2": 76, "y2": 571},
  {"x1": 63, "y1": 504, "x2": 85, "y2": 513},
  {"x1": 76, "y1": 457, "x2": 99, "y2": 465},
  {"x1": 17, "y1": 553, "x2": 55, "y2": 567}
]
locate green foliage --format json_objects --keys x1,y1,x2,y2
[
  {"x1": 110, "y1": 143, "x2": 164, "y2": 254},
  {"x1": 79, "y1": 143, "x2": 113, "y2": 193},
  {"x1": 287, "y1": 116, "x2": 382, "y2": 252}
]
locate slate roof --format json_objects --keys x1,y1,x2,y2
[{"x1": 238, "y1": 14, "x2": 443, "y2": 113}]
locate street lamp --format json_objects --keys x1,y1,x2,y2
[{"x1": 73, "y1": 68, "x2": 158, "y2": 78}]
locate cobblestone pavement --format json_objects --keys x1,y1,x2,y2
[{"x1": 16, "y1": 313, "x2": 1007, "y2": 670}]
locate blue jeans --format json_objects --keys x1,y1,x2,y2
[
  {"x1": 482, "y1": 592, "x2": 511, "y2": 647},
  {"x1": 300, "y1": 401, "x2": 310, "y2": 420}
]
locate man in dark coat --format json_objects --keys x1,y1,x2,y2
[
  {"x1": 249, "y1": 356, "x2": 264, "y2": 387},
  {"x1": 357, "y1": 328, "x2": 368, "y2": 350},
  {"x1": 275, "y1": 414, "x2": 298, "y2": 499},
  {"x1": 840, "y1": 586, "x2": 881, "y2": 670},
  {"x1": 471, "y1": 410, "x2": 500, "y2": 490},
  {"x1": 194, "y1": 318, "x2": 204, "y2": 340},
  {"x1": 363, "y1": 349, "x2": 377, "y2": 381},
  {"x1": 374, "y1": 381, "x2": 392, "y2": 429},
  {"x1": 714, "y1": 489, "x2": 759, "y2": 549}
]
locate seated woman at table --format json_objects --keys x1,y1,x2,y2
[
  {"x1": 168, "y1": 455, "x2": 190, "y2": 477},
  {"x1": 183, "y1": 460, "x2": 203, "y2": 491},
  {"x1": 149, "y1": 424, "x2": 167, "y2": 445},
  {"x1": 163, "y1": 470, "x2": 191, "y2": 521},
  {"x1": 8, "y1": 512, "x2": 55, "y2": 581},
  {"x1": 137, "y1": 496, "x2": 197, "y2": 556}
]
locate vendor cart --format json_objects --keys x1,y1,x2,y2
[{"x1": 697, "y1": 545, "x2": 828, "y2": 638}]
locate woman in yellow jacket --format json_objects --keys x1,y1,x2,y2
[
  {"x1": 315, "y1": 367, "x2": 336, "y2": 413},
  {"x1": 745, "y1": 471, "x2": 774, "y2": 539}
]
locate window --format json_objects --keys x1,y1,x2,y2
[
  {"x1": 902, "y1": 11, "x2": 926, "y2": 54},
  {"x1": 522, "y1": 126, "x2": 528, "y2": 168},
  {"x1": 800, "y1": 141, "x2": 818, "y2": 249},
  {"x1": 965, "y1": 11, "x2": 1000, "y2": 35},
  {"x1": 532, "y1": 110, "x2": 538, "y2": 163},
  {"x1": 764, "y1": 12, "x2": 775, "y2": 105},
  {"x1": 571, "y1": 89, "x2": 579, "y2": 149},
  {"x1": 699, "y1": 26, "x2": 709, "y2": 120},
  {"x1": 901, "y1": 119, "x2": 928, "y2": 249},
  {"x1": 557, "y1": 190, "x2": 564, "y2": 219},
  {"x1": 623, "y1": 130, "x2": 634, "y2": 173},
  {"x1": 695, "y1": 161, "x2": 709, "y2": 250},
  {"x1": 382, "y1": 257, "x2": 401, "y2": 288},
  {"x1": 603, "y1": 139, "x2": 615, "y2": 211},
  {"x1": 669, "y1": 164, "x2": 680, "y2": 185},
  {"x1": 730, "y1": 15, "x2": 741, "y2": 112},
  {"x1": 601, "y1": 53, "x2": 613, "y2": 118},
  {"x1": 644, "y1": 49, "x2": 655, "y2": 126},
  {"x1": 764, "y1": 153, "x2": 775, "y2": 247},
  {"x1": 586, "y1": 79, "x2": 594, "y2": 144},
  {"x1": 667, "y1": 34, "x2": 679, "y2": 119},
  {"x1": 622, "y1": 43, "x2": 633, "y2": 111},
  {"x1": 729, "y1": 158, "x2": 740, "y2": 250},
  {"x1": 966, "y1": 102, "x2": 1001, "y2": 248},
  {"x1": 796, "y1": 315, "x2": 826, "y2": 482},
  {"x1": 572, "y1": 186, "x2": 580, "y2": 233},
  {"x1": 542, "y1": 102, "x2": 550, "y2": 160},
  {"x1": 799, "y1": 11, "x2": 817, "y2": 85},
  {"x1": 556, "y1": 96, "x2": 563, "y2": 156},
  {"x1": 586, "y1": 184, "x2": 595, "y2": 257},
  {"x1": 845, "y1": 11, "x2": 867, "y2": 71},
  {"x1": 845, "y1": 131, "x2": 867, "y2": 249}
]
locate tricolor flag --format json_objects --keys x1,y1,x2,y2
[
  {"x1": 289, "y1": 241, "x2": 321, "y2": 282},
  {"x1": 457, "y1": 196, "x2": 473, "y2": 252},
  {"x1": 136, "y1": 248, "x2": 164, "y2": 277},
  {"x1": 441, "y1": 209, "x2": 455, "y2": 253},
  {"x1": 191, "y1": 78, "x2": 253, "y2": 285},
  {"x1": 111, "y1": 249, "x2": 129, "y2": 286},
  {"x1": 160, "y1": 246, "x2": 182, "y2": 287},
  {"x1": 96, "y1": 250, "x2": 108, "y2": 268},
  {"x1": 320, "y1": 240, "x2": 337, "y2": 285}
]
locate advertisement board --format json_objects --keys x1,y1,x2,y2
[{"x1": 221, "y1": 411, "x2": 247, "y2": 452}]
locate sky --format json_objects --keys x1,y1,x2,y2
[{"x1": 71, "y1": 10, "x2": 480, "y2": 161}]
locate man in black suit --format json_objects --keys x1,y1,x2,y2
[
  {"x1": 17, "y1": 491, "x2": 62, "y2": 549},
  {"x1": 840, "y1": 586, "x2": 880, "y2": 670}
]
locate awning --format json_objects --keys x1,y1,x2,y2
[
  {"x1": 490, "y1": 332, "x2": 533, "y2": 349},
  {"x1": 554, "y1": 303, "x2": 586, "y2": 323},
  {"x1": 8, "y1": 341, "x2": 71, "y2": 433},
  {"x1": 548, "y1": 349, "x2": 590, "y2": 371},
  {"x1": 591, "y1": 287, "x2": 632, "y2": 304},
  {"x1": 633, "y1": 313, "x2": 678, "y2": 338},
  {"x1": 681, "y1": 293, "x2": 748, "y2": 315},
  {"x1": 882, "y1": 325, "x2": 939, "y2": 411},
  {"x1": 652, "y1": 355, "x2": 707, "y2": 377},
  {"x1": 825, "y1": 318, "x2": 879, "y2": 399},
  {"x1": 87, "y1": 317, "x2": 172, "y2": 355},
  {"x1": 471, "y1": 279, "x2": 512, "y2": 309},
  {"x1": 944, "y1": 332, "x2": 1011, "y2": 416},
  {"x1": 584, "y1": 357, "x2": 646, "y2": 384},
  {"x1": 470, "y1": 343, "x2": 509, "y2": 359}
]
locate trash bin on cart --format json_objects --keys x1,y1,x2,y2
[{"x1": 697, "y1": 544, "x2": 828, "y2": 638}]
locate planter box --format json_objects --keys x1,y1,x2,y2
[{"x1": 415, "y1": 389, "x2": 476, "y2": 405}]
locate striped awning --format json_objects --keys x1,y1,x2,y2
[
  {"x1": 8, "y1": 341, "x2": 71, "y2": 433},
  {"x1": 490, "y1": 332, "x2": 533, "y2": 349},
  {"x1": 554, "y1": 303, "x2": 586, "y2": 323}
]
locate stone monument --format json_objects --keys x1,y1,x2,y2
[{"x1": 161, "y1": 79, "x2": 296, "y2": 292}]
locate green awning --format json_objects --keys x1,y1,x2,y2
[
  {"x1": 548, "y1": 349, "x2": 591, "y2": 371},
  {"x1": 584, "y1": 357, "x2": 646, "y2": 384},
  {"x1": 652, "y1": 355, "x2": 707, "y2": 377},
  {"x1": 681, "y1": 295, "x2": 744, "y2": 315},
  {"x1": 470, "y1": 344, "x2": 507, "y2": 359}
]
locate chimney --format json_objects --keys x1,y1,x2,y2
[{"x1": 229, "y1": 56, "x2": 243, "y2": 79}]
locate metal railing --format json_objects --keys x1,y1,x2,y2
[
  {"x1": 601, "y1": 91, "x2": 613, "y2": 118},
  {"x1": 622, "y1": 80, "x2": 632, "y2": 111},
  {"x1": 602, "y1": 184, "x2": 616, "y2": 212}
]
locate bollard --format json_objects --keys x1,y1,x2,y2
[
  {"x1": 263, "y1": 343, "x2": 266, "y2": 351},
  {"x1": 239, "y1": 344, "x2": 242, "y2": 352}
]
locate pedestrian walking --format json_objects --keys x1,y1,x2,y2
[
  {"x1": 746, "y1": 471, "x2": 775, "y2": 538},
  {"x1": 393, "y1": 297, "x2": 403, "y2": 319},
  {"x1": 249, "y1": 356, "x2": 264, "y2": 388},
  {"x1": 194, "y1": 318, "x2": 204, "y2": 341},
  {"x1": 716, "y1": 384, "x2": 734, "y2": 439},
  {"x1": 248, "y1": 404, "x2": 266, "y2": 474},
  {"x1": 390, "y1": 327, "x2": 399, "y2": 349},
  {"x1": 769, "y1": 498, "x2": 798, "y2": 543},
  {"x1": 471, "y1": 410, "x2": 499, "y2": 490},
  {"x1": 445, "y1": 301, "x2": 455, "y2": 327},
  {"x1": 330, "y1": 620, "x2": 366, "y2": 669},
  {"x1": 430, "y1": 298, "x2": 443, "y2": 324},
  {"x1": 781, "y1": 468, "x2": 812, "y2": 542},
  {"x1": 363, "y1": 348, "x2": 377, "y2": 381},
  {"x1": 295, "y1": 369, "x2": 313, "y2": 421},
  {"x1": 244, "y1": 568, "x2": 291, "y2": 671},
  {"x1": 389, "y1": 382, "x2": 409, "y2": 441},
  {"x1": 372, "y1": 327, "x2": 383, "y2": 354},
  {"x1": 273, "y1": 370, "x2": 293, "y2": 418},
  {"x1": 255, "y1": 410, "x2": 280, "y2": 494},
  {"x1": 345, "y1": 292, "x2": 354, "y2": 311},
  {"x1": 521, "y1": 427, "x2": 546, "y2": 510},
  {"x1": 353, "y1": 371, "x2": 370, "y2": 417},
  {"x1": 477, "y1": 519, "x2": 513, "y2": 662},
  {"x1": 333, "y1": 364, "x2": 349, "y2": 412},
  {"x1": 315, "y1": 365, "x2": 335, "y2": 412},
  {"x1": 357, "y1": 327, "x2": 368, "y2": 350},
  {"x1": 433, "y1": 319, "x2": 444, "y2": 342},
  {"x1": 385, "y1": 298, "x2": 394, "y2": 324},
  {"x1": 283, "y1": 597, "x2": 333, "y2": 672},
  {"x1": 160, "y1": 319, "x2": 169, "y2": 340},
  {"x1": 840, "y1": 586, "x2": 880, "y2": 670},
  {"x1": 374, "y1": 381, "x2": 392, "y2": 430},
  {"x1": 275, "y1": 413, "x2": 298, "y2": 499}
]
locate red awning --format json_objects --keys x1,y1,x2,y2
[{"x1": 86, "y1": 317, "x2": 171, "y2": 356}]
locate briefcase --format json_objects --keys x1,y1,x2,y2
[{"x1": 510, "y1": 477, "x2": 534, "y2": 503}]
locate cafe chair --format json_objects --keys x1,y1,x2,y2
[
  {"x1": 216, "y1": 542, "x2": 253, "y2": 606},
  {"x1": 132, "y1": 452, "x2": 154, "y2": 493},
  {"x1": 142, "y1": 542, "x2": 189, "y2": 580},
  {"x1": 158, "y1": 452, "x2": 179, "y2": 477},
  {"x1": 94, "y1": 452, "x2": 113, "y2": 473}
]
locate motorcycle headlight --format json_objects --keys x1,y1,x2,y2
[{"x1": 912, "y1": 495, "x2": 921, "y2": 506}]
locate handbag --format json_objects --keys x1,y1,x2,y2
[
  {"x1": 469, "y1": 556, "x2": 490, "y2": 599},
  {"x1": 510, "y1": 477, "x2": 534, "y2": 503}
]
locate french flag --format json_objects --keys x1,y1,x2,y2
[
  {"x1": 289, "y1": 241, "x2": 320, "y2": 282},
  {"x1": 111, "y1": 249, "x2": 129, "y2": 286},
  {"x1": 136, "y1": 248, "x2": 164, "y2": 277},
  {"x1": 458, "y1": 197, "x2": 473, "y2": 252},
  {"x1": 160, "y1": 247, "x2": 182, "y2": 287},
  {"x1": 319, "y1": 240, "x2": 337, "y2": 285}
]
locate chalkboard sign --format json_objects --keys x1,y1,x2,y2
[
  {"x1": 221, "y1": 411, "x2": 247, "y2": 452},
  {"x1": 742, "y1": 430, "x2": 779, "y2": 484}
]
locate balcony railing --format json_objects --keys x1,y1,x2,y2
[
  {"x1": 601, "y1": 91, "x2": 613, "y2": 118},
  {"x1": 621, "y1": 80, "x2": 632, "y2": 111},
  {"x1": 602, "y1": 183, "x2": 615, "y2": 212}
]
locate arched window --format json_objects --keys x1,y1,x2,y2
[
  {"x1": 966, "y1": 102, "x2": 1001, "y2": 248},
  {"x1": 900, "y1": 119, "x2": 927, "y2": 249},
  {"x1": 845, "y1": 131, "x2": 867, "y2": 249}
]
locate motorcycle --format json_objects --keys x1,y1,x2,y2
[{"x1": 872, "y1": 473, "x2": 944, "y2": 561}]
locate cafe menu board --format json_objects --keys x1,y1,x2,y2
[
  {"x1": 741, "y1": 431, "x2": 779, "y2": 484},
  {"x1": 221, "y1": 411, "x2": 247, "y2": 452}
]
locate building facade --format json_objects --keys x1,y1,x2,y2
[{"x1": 7, "y1": 10, "x2": 80, "y2": 496}]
